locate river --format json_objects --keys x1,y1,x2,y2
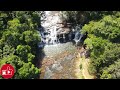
[{"x1": 38, "y1": 11, "x2": 83, "y2": 79}]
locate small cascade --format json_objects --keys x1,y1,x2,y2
[
  {"x1": 49, "y1": 26, "x2": 58, "y2": 44},
  {"x1": 73, "y1": 24, "x2": 84, "y2": 45}
]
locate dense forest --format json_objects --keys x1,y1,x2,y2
[
  {"x1": 0, "y1": 11, "x2": 42, "y2": 79},
  {"x1": 0, "y1": 11, "x2": 120, "y2": 79},
  {"x1": 82, "y1": 12, "x2": 120, "y2": 79}
]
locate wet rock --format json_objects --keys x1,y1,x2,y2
[
  {"x1": 60, "y1": 55, "x2": 74, "y2": 65},
  {"x1": 85, "y1": 50, "x2": 90, "y2": 58},
  {"x1": 44, "y1": 67, "x2": 53, "y2": 79},
  {"x1": 66, "y1": 54, "x2": 74, "y2": 60},
  {"x1": 51, "y1": 62, "x2": 63, "y2": 72},
  {"x1": 42, "y1": 59, "x2": 54, "y2": 66},
  {"x1": 80, "y1": 51, "x2": 85, "y2": 58}
]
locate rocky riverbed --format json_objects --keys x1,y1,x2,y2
[{"x1": 39, "y1": 42, "x2": 81, "y2": 79}]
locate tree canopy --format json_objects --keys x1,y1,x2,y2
[
  {"x1": 0, "y1": 11, "x2": 42, "y2": 79},
  {"x1": 81, "y1": 11, "x2": 120, "y2": 79}
]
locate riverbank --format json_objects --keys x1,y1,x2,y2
[{"x1": 75, "y1": 47, "x2": 94, "y2": 79}]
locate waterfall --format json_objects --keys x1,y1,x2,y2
[
  {"x1": 73, "y1": 24, "x2": 85, "y2": 45},
  {"x1": 49, "y1": 26, "x2": 58, "y2": 44},
  {"x1": 38, "y1": 11, "x2": 63, "y2": 47},
  {"x1": 38, "y1": 11, "x2": 85, "y2": 48}
]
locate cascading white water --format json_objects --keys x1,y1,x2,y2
[
  {"x1": 48, "y1": 26, "x2": 57, "y2": 44},
  {"x1": 38, "y1": 11, "x2": 85, "y2": 49},
  {"x1": 39, "y1": 11, "x2": 62, "y2": 45}
]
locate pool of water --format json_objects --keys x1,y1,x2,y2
[{"x1": 44, "y1": 42, "x2": 76, "y2": 57}]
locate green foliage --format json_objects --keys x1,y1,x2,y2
[
  {"x1": 82, "y1": 11, "x2": 120, "y2": 79},
  {"x1": 0, "y1": 11, "x2": 41, "y2": 79},
  {"x1": 27, "y1": 53, "x2": 35, "y2": 62},
  {"x1": 100, "y1": 70, "x2": 112, "y2": 79},
  {"x1": 100, "y1": 59, "x2": 120, "y2": 79},
  {"x1": 17, "y1": 62, "x2": 40, "y2": 79},
  {"x1": 21, "y1": 30, "x2": 40, "y2": 45},
  {"x1": 16, "y1": 45, "x2": 31, "y2": 62},
  {"x1": 82, "y1": 14, "x2": 120, "y2": 43}
]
